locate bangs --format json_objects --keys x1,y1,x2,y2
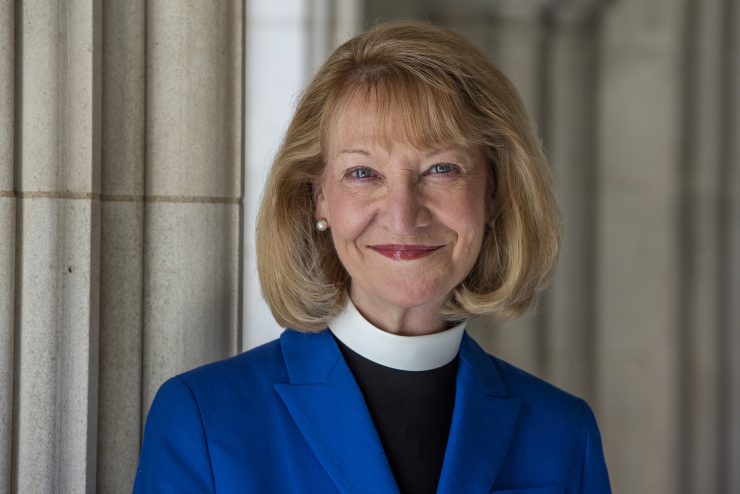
[{"x1": 321, "y1": 69, "x2": 483, "y2": 153}]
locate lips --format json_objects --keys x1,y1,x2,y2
[{"x1": 368, "y1": 244, "x2": 443, "y2": 261}]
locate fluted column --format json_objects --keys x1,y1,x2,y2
[
  {"x1": 596, "y1": 1, "x2": 686, "y2": 491},
  {"x1": 0, "y1": 0, "x2": 15, "y2": 491},
  {"x1": 1, "y1": 1, "x2": 243, "y2": 492},
  {"x1": 96, "y1": 1, "x2": 146, "y2": 492},
  {"x1": 142, "y1": 1, "x2": 242, "y2": 410},
  {"x1": 680, "y1": 0, "x2": 724, "y2": 492},
  {"x1": 726, "y1": 3, "x2": 740, "y2": 493},
  {"x1": 13, "y1": 1, "x2": 102, "y2": 492},
  {"x1": 542, "y1": 2, "x2": 601, "y2": 402},
  {"x1": 680, "y1": 0, "x2": 740, "y2": 492}
]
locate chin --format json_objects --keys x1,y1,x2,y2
[{"x1": 372, "y1": 281, "x2": 452, "y2": 310}]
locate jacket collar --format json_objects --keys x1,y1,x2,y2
[
  {"x1": 435, "y1": 333, "x2": 522, "y2": 494},
  {"x1": 275, "y1": 329, "x2": 399, "y2": 494},
  {"x1": 275, "y1": 329, "x2": 521, "y2": 494}
]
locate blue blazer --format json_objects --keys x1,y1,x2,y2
[{"x1": 134, "y1": 330, "x2": 611, "y2": 493}]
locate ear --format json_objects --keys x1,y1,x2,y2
[{"x1": 313, "y1": 181, "x2": 328, "y2": 222}]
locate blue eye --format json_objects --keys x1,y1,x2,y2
[
  {"x1": 348, "y1": 167, "x2": 376, "y2": 179},
  {"x1": 429, "y1": 163, "x2": 456, "y2": 174}
]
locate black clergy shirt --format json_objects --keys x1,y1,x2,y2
[{"x1": 334, "y1": 336, "x2": 458, "y2": 494}]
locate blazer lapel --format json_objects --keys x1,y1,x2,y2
[
  {"x1": 274, "y1": 330, "x2": 399, "y2": 494},
  {"x1": 436, "y1": 333, "x2": 522, "y2": 494}
]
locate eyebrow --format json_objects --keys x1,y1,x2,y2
[
  {"x1": 425, "y1": 147, "x2": 451, "y2": 157},
  {"x1": 338, "y1": 147, "x2": 453, "y2": 157},
  {"x1": 338, "y1": 149, "x2": 371, "y2": 156}
]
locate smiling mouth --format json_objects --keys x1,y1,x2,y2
[{"x1": 368, "y1": 244, "x2": 444, "y2": 261}]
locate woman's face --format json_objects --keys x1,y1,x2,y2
[{"x1": 316, "y1": 99, "x2": 492, "y2": 323}]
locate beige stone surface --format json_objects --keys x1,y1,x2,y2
[
  {"x1": 14, "y1": 198, "x2": 99, "y2": 493},
  {"x1": 16, "y1": 0, "x2": 57, "y2": 192},
  {"x1": 97, "y1": 11, "x2": 146, "y2": 486},
  {"x1": 146, "y1": 1, "x2": 242, "y2": 199},
  {"x1": 0, "y1": 197, "x2": 14, "y2": 494},
  {"x1": 469, "y1": 310, "x2": 544, "y2": 376},
  {"x1": 0, "y1": 0, "x2": 12, "y2": 191},
  {"x1": 6, "y1": 0, "x2": 245, "y2": 492},
  {"x1": 17, "y1": 0, "x2": 99, "y2": 194},
  {"x1": 544, "y1": 12, "x2": 598, "y2": 402},
  {"x1": 97, "y1": 201, "x2": 144, "y2": 494},
  {"x1": 727, "y1": 3, "x2": 740, "y2": 489},
  {"x1": 142, "y1": 202, "x2": 240, "y2": 412},
  {"x1": 683, "y1": 0, "x2": 724, "y2": 491},
  {"x1": 101, "y1": 0, "x2": 145, "y2": 197},
  {"x1": 486, "y1": 18, "x2": 545, "y2": 124},
  {"x1": 597, "y1": 1, "x2": 685, "y2": 491},
  {"x1": 0, "y1": 2, "x2": 14, "y2": 490},
  {"x1": 364, "y1": 0, "x2": 424, "y2": 21}
]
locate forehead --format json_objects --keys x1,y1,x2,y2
[
  {"x1": 327, "y1": 97, "x2": 402, "y2": 154},
  {"x1": 323, "y1": 82, "x2": 476, "y2": 157}
]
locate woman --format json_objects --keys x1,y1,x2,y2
[{"x1": 134, "y1": 21, "x2": 611, "y2": 493}]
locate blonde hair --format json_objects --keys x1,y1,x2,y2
[{"x1": 256, "y1": 20, "x2": 560, "y2": 331}]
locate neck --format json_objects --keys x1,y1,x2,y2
[{"x1": 349, "y1": 287, "x2": 449, "y2": 336}]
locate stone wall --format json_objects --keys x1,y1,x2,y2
[{"x1": 1, "y1": 1, "x2": 242, "y2": 491}]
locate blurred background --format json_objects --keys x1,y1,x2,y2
[{"x1": 1, "y1": 0, "x2": 737, "y2": 492}]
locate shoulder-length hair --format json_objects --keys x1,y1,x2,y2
[{"x1": 257, "y1": 20, "x2": 560, "y2": 331}]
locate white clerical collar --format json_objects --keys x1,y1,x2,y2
[{"x1": 328, "y1": 298, "x2": 466, "y2": 372}]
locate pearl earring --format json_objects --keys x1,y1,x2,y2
[{"x1": 316, "y1": 219, "x2": 329, "y2": 232}]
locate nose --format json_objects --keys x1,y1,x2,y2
[{"x1": 380, "y1": 181, "x2": 431, "y2": 234}]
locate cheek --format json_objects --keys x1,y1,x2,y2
[
  {"x1": 326, "y1": 191, "x2": 374, "y2": 243},
  {"x1": 443, "y1": 189, "x2": 489, "y2": 233},
  {"x1": 437, "y1": 192, "x2": 488, "y2": 263}
]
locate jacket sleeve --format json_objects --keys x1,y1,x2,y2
[
  {"x1": 578, "y1": 400, "x2": 612, "y2": 494},
  {"x1": 133, "y1": 376, "x2": 216, "y2": 493}
]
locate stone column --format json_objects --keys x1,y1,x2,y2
[
  {"x1": 13, "y1": 0, "x2": 102, "y2": 491},
  {"x1": 725, "y1": 3, "x2": 740, "y2": 492},
  {"x1": 725, "y1": 0, "x2": 740, "y2": 488},
  {"x1": 1, "y1": 1, "x2": 243, "y2": 491},
  {"x1": 681, "y1": 0, "x2": 740, "y2": 492},
  {"x1": 333, "y1": 0, "x2": 364, "y2": 47},
  {"x1": 596, "y1": 1, "x2": 686, "y2": 491},
  {"x1": 542, "y1": 2, "x2": 602, "y2": 402},
  {"x1": 142, "y1": 0, "x2": 242, "y2": 410},
  {"x1": 0, "y1": 0, "x2": 14, "y2": 491},
  {"x1": 96, "y1": 1, "x2": 146, "y2": 492},
  {"x1": 679, "y1": 0, "x2": 725, "y2": 491}
]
